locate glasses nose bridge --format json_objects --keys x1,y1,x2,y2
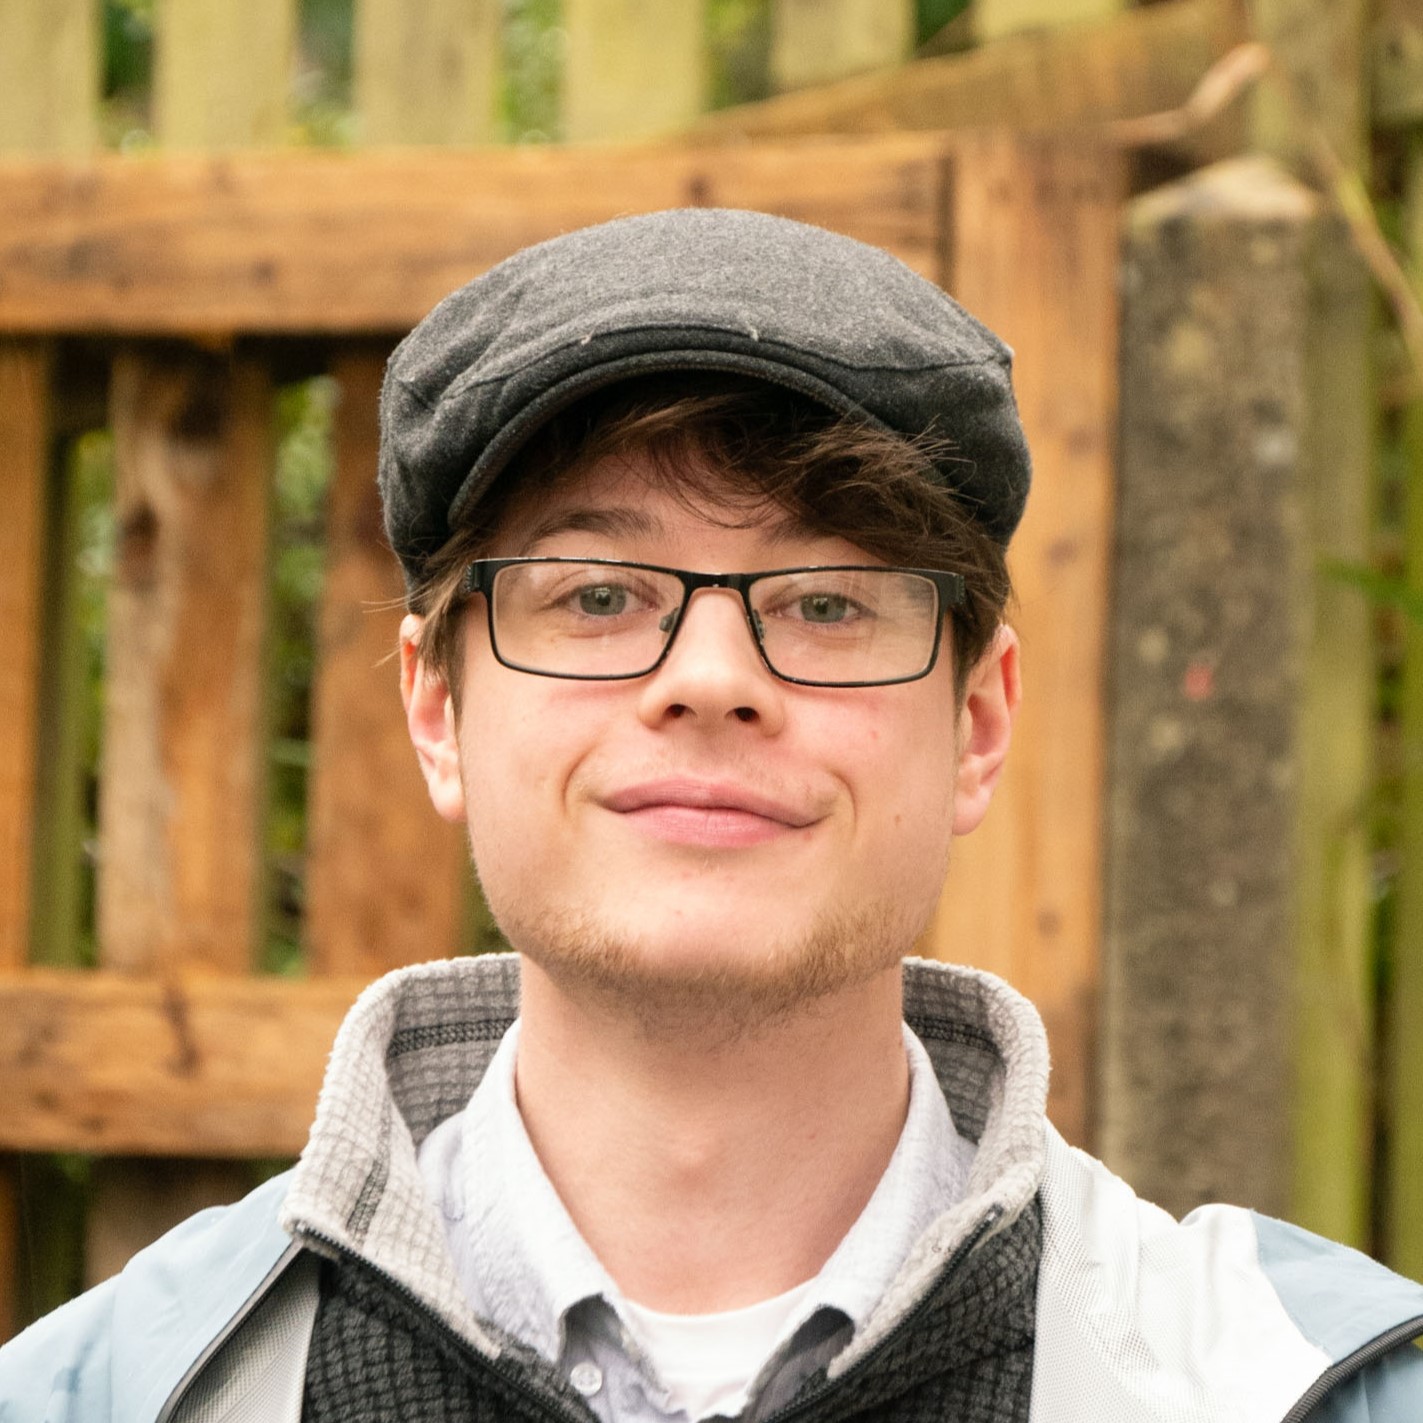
[{"x1": 666, "y1": 572, "x2": 764, "y2": 655}]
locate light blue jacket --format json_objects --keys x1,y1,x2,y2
[{"x1": 2, "y1": 957, "x2": 1421, "y2": 1422}]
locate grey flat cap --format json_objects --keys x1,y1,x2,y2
[{"x1": 379, "y1": 208, "x2": 1031, "y2": 586}]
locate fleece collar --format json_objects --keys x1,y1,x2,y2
[{"x1": 279, "y1": 954, "x2": 1051, "y2": 1366}]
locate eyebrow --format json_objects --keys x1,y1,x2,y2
[
  {"x1": 520, "y1": 502, "x2": 819, "y2": 552},
  {"x1": 520, "y1": 506, "x2": 658, "y2": 548}
]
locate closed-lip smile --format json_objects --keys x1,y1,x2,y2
[{"x1": 600, "y1": 779, "x2": 823, "y2": 846}]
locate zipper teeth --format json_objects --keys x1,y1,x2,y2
[
  {"x1": 303, "y1": 1206, "x2": 1006, "y2": 1423},
  {"x1": 155, "y1": 1240, "x2": 306, "y2": 1423},
  {"x1": 1280, "y1": 1313, "x2": 1423, "y2": 1423},
  {"x1": 302, "y1": 1229, "x2": 598, "y2": 1423},
  {"x1": 759, "y1": 1205, "x2": 1005, "y2": 1423}
]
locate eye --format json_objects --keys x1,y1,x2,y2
[
  {"x1": 576, "y1": 583, "x2": 629, "y2": 616},
  {"x1": 798, "y1": 592, "x2": 854, "y2": 624}
]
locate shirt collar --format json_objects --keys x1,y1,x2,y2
[{"x1": 420, "y1": 1017, "x2": 974, "y2": 1366}]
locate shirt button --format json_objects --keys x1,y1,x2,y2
[{"x1": 570, "y1": 1362, "x2": 603, "y2": 1397}]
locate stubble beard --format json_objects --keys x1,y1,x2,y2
[{"x1": 490, "y1": 888, "x2": 937, "y2": 1047}]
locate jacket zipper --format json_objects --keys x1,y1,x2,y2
[
  {"x1": 299, "y1": 1229, "x2": 599, "y2": 1423},
  {"x1": 757, "y1": 1205, "x2": 1005, "y2": 1423},
  {"x1": 1279, "y1": 1313, "x2": 1423, "y2": 1423},
  {"x1": 154, "y1": 1240, "x2": 307, "y2": 1423}
]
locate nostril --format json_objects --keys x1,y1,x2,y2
[{"x1": 734, "y1": 706, "x2": 757, "y2": 723}]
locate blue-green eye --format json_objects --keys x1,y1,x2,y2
[
  {"x1": 578, "y1": 584, "x2": 628, "y2": 616},
  {"x1": 799, "y1": 593, "x2": 852, "y2": 623}
]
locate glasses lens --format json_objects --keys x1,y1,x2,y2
[
  {"x1": 491, "y1": 561, "x2": 684, "y2": 676},
  {"x1": 750, "y1": 568, "x2": 940, "y2": 685}
]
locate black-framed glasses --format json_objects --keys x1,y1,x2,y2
[{"x1": 461, "y1": 558, "x2": 965, "y2": 688}]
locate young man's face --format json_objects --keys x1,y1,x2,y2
[{"x1": 404, "y1": 449, "x2": 1016, "y2": 1025}]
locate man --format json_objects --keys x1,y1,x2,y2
[{"x1": 2, "y1": 209, "x2": 1421, "y2": 1422}]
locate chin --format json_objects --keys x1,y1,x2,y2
[{"x1": 498, "y1": 891, "x2": 923, "y2": 1037}]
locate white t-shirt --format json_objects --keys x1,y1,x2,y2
[{"x1": 621, "y1": 1280, "x2": 817, "y2": 1420}]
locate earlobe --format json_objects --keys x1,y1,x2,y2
[
  {"x1": 952, "y1": 626, "x2": 1021, "y2": 836},
  {"x1": 400, "y1": 613, "x2": 467, "y2": 825}
]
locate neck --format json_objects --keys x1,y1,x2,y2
[{"x1": 513, "y1": 957, "x2": 910, "y2": 1313}]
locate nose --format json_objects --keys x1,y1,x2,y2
[{"x1": 636, "y1": 587, "x2": 786, "y2": 734}]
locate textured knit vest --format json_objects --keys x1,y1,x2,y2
[{"x1": 301, "y1": 1197, "x2": 1040, "y2": 1423}]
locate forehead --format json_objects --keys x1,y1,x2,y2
[{"x1": 489, "y1": 446, "x2": 819, "y2": 554}]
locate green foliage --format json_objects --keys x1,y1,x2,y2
[
  {"x1": 293, "y1": 0, "x2": 357, "y2": 146},
  {"x1": 501, "y1": 0, "x2": 565, "y2": 142},
  {"x1": 263, "y1": 378, "x2": 337, "y2": 976},
  {"x1": 917, "y1": 0, "x2": 972, "y2": 45},
  {"x1": 707, "y1": 0, "x2": 771, "y2": 111}
]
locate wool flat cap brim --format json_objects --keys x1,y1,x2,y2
[{"x1": 379, "y1": 208, "x2": 1031, "y2": 587}]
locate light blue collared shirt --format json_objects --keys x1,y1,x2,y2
[{"x1": 418, "y1": 1021, "x2": 975, "y2": 1421}]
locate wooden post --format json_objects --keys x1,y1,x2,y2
[
  {"x1": 926, "y1": 134, "x2": 1122, "y2": 1150},
  {"x1": 87, "y1": 0, "x2": 296, "y2": 1289},
  {"x1": 1105, "y1": 157, "x2": 1373, "y2": 1238},
  {"x1": 973, "y1": 0, "x2": 1125, "y2": 45},
  {"x1": 563, "y1": 0, "x2": 707, "y2": 139},
  {"x1": 353, "y1": 0, "x2": 500, "y2": 145},
  {"x1": 305, "y1": 351, "x2": 470, "y2": 976},
  {"x1": 0, "y1": 0, "x2": 97, "y2": 1341},
  {"x1": 769, "y1": 0, "x2": 914, "y2": 92}
]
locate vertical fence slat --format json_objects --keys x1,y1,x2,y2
[
  {"x1": 305, "y1": 350, "x2": 470, "y2": 976},
  {"x1": 87, "y1": 349, "x2": 275, "y2": 1284},
  {"x1": 0, "y1": 0, "x2": 97, "y2": 1341},
  {"x1": 0, "y1": 342, "x2": 51, "y2": 1341},
  {"x1": 769, "y1": 0, "x2": 913, "y2": 92},
  {"x1": 99, "y1": 352, "x2": 273, "y2": 978},
  {"x1": 354, "y1": 0, "x2": 500, "y2": 144},
  {"x1": 972, "y1": 0, "x2": 1125, "y2": 46},
  {"x1": 562, "y1": 0, "x2": 706, "y2": 140},
  {"x1": 304, "y1": 0, "x2": 501, "y2": 979},
  {"x1": 153, "y1": 0, "x2": 296, "y2": 148},
  {"x1": 927, "y1": 134, "x2": 1122, "y2": 1150},
  {"x1": 87, "y1": 0, "x2": 298, "y2": 1288},
  {"x1": 0, "y1": 0, "x2": 96, "y2": 155}
]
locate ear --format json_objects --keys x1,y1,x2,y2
[
  {"x1": 952, "y1": 625, "x2": 1020, "y2": 836},
  {"x1": 400, "y1": 613, "x2": 467, "y2": 824}
]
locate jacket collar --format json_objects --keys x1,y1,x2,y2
[{"x1": 279, "y1": 953, "x2": 1051, "y2": 1364}]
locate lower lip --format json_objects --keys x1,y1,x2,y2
[{"x1": 614, "y1": 804, "x2": 806, "y2": 848}]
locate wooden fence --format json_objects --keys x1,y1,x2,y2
[{"x1": 1, "y1": 0, "x2": 1416, "y2": 1339}]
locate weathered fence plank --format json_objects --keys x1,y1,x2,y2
[
  {"x1": 0, "y1": 0, "x2": 96, "y2": 1339},
  {"x1": 354, "y1": 0, "x2": 500, "y2": 144},
  {"x1": 1252, "y1": 0, "x2": 1369, "y2": 172},
  {"x1": 0, "y1": 139, "x2": 951, "y2": 333},
  {"x1": 769, "y1": 0, "x2": 914, "y2": 92},
  {"x1": 695, "y1": 0, "x2": 1243, "y2": 144},
  {"x1": 153, "y1": 0, "x2": 296, "y2": 148},
  {"x1": 974, "y1": 0, "x2": 1124, "y2": 44},
  {"x1": 99, "y1": 351, "x2": 273, "y2": 976},
  {"x1": 0, "y1": 341, "x2": 50, "y2": 1342},
  {"x1": 926, "y1": 134, "x2": 1122, "y2": 1149},
  {"x1": 0, "y1": 970, "x2": 364, "y2": 1156},
  {"x1": 0, "y1": 345, "x2": 48, "y2": 977},
  {"x1": 0, "y1": 0, "x2": 96, "y2": 155},
  {"x1": 305, "y1": 351, "x2": 470, "y2": 975},
  {"x1": 563, "y1": 0, "x2": 706, "y2": 139},
  {"x1": 84, "y1": 0, "x2": 299, "y2": 1288}
]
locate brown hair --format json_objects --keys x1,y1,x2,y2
[{"x1": 408, "y1": 373, "x2": 1012, "y2": 702}]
